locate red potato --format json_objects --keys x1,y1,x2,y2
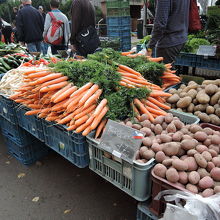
[
  {"x1": 194, "y1": 131, "x2": 208, "y2": 142},
  {"x1": 194, "y1": 153, "x2": 207, "y2": 168},
  {"x1": 140, "y1": 120, "x2": 151, "y2": 129},
  {"x1": 211, "y1": 135, "x2": 220, "y2": 145},
  {"x1": 172, "y1": 159, "x2": 188, "y2": 171},
  {"x1": 189, "y1": 124, "x2": 203, "y2": 133},
  {"x1": 142, "y1": 150, "x2": 155, "y2": 160},
  {"x1": 154, "y1": 116, "x2": 165, "y2": 125},
  {"x1": 173, "y1": 120, "x2": 184, "y2": 130},
  {"x1": 140, "y1": 127, "x2": 152, "y2": 137},
  {"x1": 162, "y1": 159, "x2": 173, "y2": 167},
  {"x1": 163, "y1": 142, "x2": 180, "y2": 156},
  {"x1": 126, "y1": 121, "x2": 133, "y2": 127},
  {"x1": 201, "y1": 151, "x2": 212, "y2": 161},
  {"x1": 177, "y1": 148, "x2": 185, "y2": 157},
  {"x1": 182, "y1": 134, "x2": 192, "y2": 139},
  {"x1": 184, "y1": 157, "x2": 198, "y2": 171},
  {"x1": 210, "y1": 167, "x2": 220, "y2": 181},
  {"x1": 166, "y1": 167, "x2": 179, "y2": 183},
  {"x1": 155, "y1": 151, "x2": 166, "y2": 163},
  {"x1": 212, "y1": 157, "x2": 220, "y2": 167},
  {"x1": 208, "y1": 149, "x2": 218, "y2": 157},
  {"x1": 186, "y1": 184, "x2": 198, "y2": 194},
  {"x1": 151, "y1": 143, "x2": 163, "y2": 153},
  {"x1": 180, "y1": 155, "x2": 188, "y2": 160},
  {"x1": 142, "y1": 137, "x2": 152, "y2": 147},
  {"x1": 181, "y1": 139, "x2": 198, "y2": 151},
  {"x1": 214, "y1": 186, "x2": 220, "y2": 193},
  {"x1": 188, "y1": 171, "x2": 200, "y2": 185},
  {"x1": 172, "y1": 131, "x2": 183, "y2": 142},
  {"x1": 140, "y1": 114, "x2": 148, "y2": 122},
  {"x1": 178, "y1": 171, "x2": 188, "y2": 185},
  {"x1": 160, "y1": 134, "x2": 172, "y2": 143},
  {"x1": 203, "y1": 127, "x2": 214, "y2": 135},
  {"x1": 153, "y1": 164, "x2": 167, "y2": 178},
  {"x1": 209, "y1": 145, "x2": 220, "y2": 154},
  {"x1": 199, "y1": 176, "x2": 214, "y2": 189},
  {"x1": 154, "y1": 124, "x2": 163, "y2": 135},
  {"x1": 187, "y1": 149, "x2": 198, "y2": 156},
  {"x1": 164, "y1": 113, "x2": 174, "y2": 124},
  {"x1": 196, "y1": 145, "x2": 209, "y2": 153},
  {"x1": 207, "y1": 162, "x2": 215, "y2": 172},
  {"x1": 166, "y1": 123, "x2": 177, "y2": 133},
  {"x1": 198, "y1": 168, "x2": 210, "y2": 178},
  {"x1": 139, "y1": 146, "x2": 148, "y2": 157},
  {"x1": 202, "y1": 188, "x2": 214, "y2": 197},
  {"x1": 203, "y1": 138, "x2": 212, "y2": 147}
]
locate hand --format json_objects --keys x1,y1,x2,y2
[
  {"x1": 70, "y1": 45, "x2": 77, "y2": 52},
  {"x1": 146, "y1": 48, "x2": 153, "y2": 57}
]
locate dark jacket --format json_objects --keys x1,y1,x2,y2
[
  {"x1": 148, "y1": 0, "x2": 190, "y2": 49},
  {"x1": 70, "y1": 0, "x2": 95, "y2": 44},
  {"x1": 16, "y1": 4, "x2": 44, "y2": 43}
]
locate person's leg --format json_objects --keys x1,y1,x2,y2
[
  {"x1": 27, "y1": 43, "x2": 37, "y2": 52},
  {"x1": 35, "y1": 41, "x2": 42, "y2": 53},
  {"x1": 156, "y1": 44, "x2": 184, "y2": 64},
  {"x1": 51, "y1": 45, "x2": 58, "y2": 55}
]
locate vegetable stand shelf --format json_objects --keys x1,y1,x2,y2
[
  {"x1": 42, "y1": 120, "x2": 89, "y2": 168},
  {"x1": 87, "y1": 132, "x2": 155, "y2": 201}
]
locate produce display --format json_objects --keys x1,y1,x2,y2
[
  {"x1": 166, "y1": 80, "x2": 220, "y2": 125},
  {"x1": 0, "y1": 43, "x2": 26, "y2": 57}
]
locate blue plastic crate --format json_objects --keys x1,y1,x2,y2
[
  {"x1": 4, "y1": 135, "x2": 49, "y2": 165},
  {"x1": 196, "y1": 56, "x2": 220, "y2": 70},
  {"x1": 175, "y1": 53, "x2": 197, "y2": 67},
  {"x1": 107, "y1": 16, "x2": 131, "y2": 26},
  {"x1": 108, "y1": 29, "x2": 131, "y2": 38},
  {"x1": 137, "y1": 203, "x2": 158, "y2": 220},
  {"x1": 42, "y1": 120, "x2": 89, "y2": 168},
  {"x1": 0, "y1": 95, "x2": 18, "y2": 125},
  {"x1": 16, "y1": 106, "x2": 44, "y2": 142},
  {"x1": 0, "y1": 117, "x2": 36, "y2": 146},
  {"x1": 121, "y1": 44, "x2": 131, "y2": 52}
]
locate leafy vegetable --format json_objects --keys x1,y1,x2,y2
[{"x1": 139, "y1": 35, "x2": 151, "y2": 44}]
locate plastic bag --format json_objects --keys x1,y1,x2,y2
[{"x1": 156, "y1": 190, "x2": 220, "y2": 220}]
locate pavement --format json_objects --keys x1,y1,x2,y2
[{"x1": 0, "y1": 133, "x2": 137, "y2": 220}]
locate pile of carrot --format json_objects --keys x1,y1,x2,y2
[
  {"x1": 121, "y1": 51, "x2": 181, "y2": 89},
  {"x1": 10, "y1": 62, "x2": 172, "y2": 139}
]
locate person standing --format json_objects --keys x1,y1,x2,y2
[
  {"x1": 70, "y1": 0, "x2": 100, "y2": 56},
  {"x1": 16, "y1": 0, "x2": 44, "y2": 52},
  {"x1": 147, "y1": 0, "x2": 190, "y2": 64},
  {"x1": 43, "y1": 0, "x2": 70, "y2": 55},
  {"x1": 38, "y1": 6, "x2": 46, "y2": 21},
  {"x1": 1, "y1": 19, "x2": 13, "y2": 44}
]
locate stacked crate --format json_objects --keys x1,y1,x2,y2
[{"x1": 106, "y1": 0, "x2": 131, "y2": 51}]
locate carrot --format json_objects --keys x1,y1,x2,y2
[
  {"x1": 82, "y1": 126, "x2": 92, "y2": 136},
  {"x1": 45, "y1": 116, "x2": 59, "y2": 121},
  {"x1": 119, "y1": 81, "x2": 136, "y2": 88},
  {"x1": 148, "y1": 57, "x2": 163, "y2": 62},
  {"x1": 83, "y1": 89, "x2": 102, "y2": 108},
  {"x1": 66, "y1": 91, "x2": 87, "y2": 112},
  {"x1": 147, "y1": 97, "x2": 170, "y2": 110},
  {"x1": 57, "y1": 112, "x2": 76, "y2": 125},
  {"x1": 14, "y1": 98, "x2": 26, "y2": 103},
  {"x1": 40, "y1": 81, "x2": 69, "y2": 93},
  {"x1": 70, "y1": 82, "x2": 93, "y2": 98},
  {"x1": 51, "y1": 99, "x2": 69, "y2": 111},
  {"x1": 75, "y1": 123, "x2": 88, "y2": 133},
  {"x1": 23, "y1": 69, "x2": 46, "y2": 75},
  {"x1": 131, "y1": 103, "x2": 141, "y2": 121},
  {"x1": 93, "y1": 99, "x2": 108, "y2": 117},
  {"x1": 91, "y1": 106, "x2": 109, "y2": 130},
  {"x1": 146, "y1": 106, "x2": 167, "y2": 116},
  {"x1": 72, "y1": 106, "x2": 84, "y2": 117},
  {"x1": 78, "y1": 84, "x2": 99, "y2": 106},
  {"x1": 38, "y1": 113, "x2": 47, "y2": 118},
  {"x1": 40, "y1": 76, "x2": 68, "y2": 88},
  {"x1": 9, "y1": 93, "x2": 22, "y2": 100},
  {"x1": 150, "y1": 91, "x2": 172, "y2": 97},
  {"x1": 53, "y1": 86, "x2": 77, "y2": 103},
  {"x1": 40, "y1": 108, "x2": 52, "y2": 114},
  {"x1": 121, "y1": 51, "x2": 134, "y2": 56},
  {"x1": 74, "y1": 104, "x2": 96, "y2": 120},
  {"x1": 83, "y1": 115, "x2": 95, "y2": 128},
  {"x1": 118, "y1": 65, "x2": 141, "y2": 76},
  {"x1": 75, "y1": 115, "x2": 89, "y2": 127},
  {"x1": 95, "y1": 119, "x2": 107, "y2": 139},
  {"x1": 66, "y1": 124, "x2": 77, "y2": 131},
  {"x1": 120, "y1": 72, "x2": 141, "y2": 79},
  {"x1": 30, "y1": 73, "x2": 63, "y2": 86},
  {"x1": 27, "y1": 104, "x2": 42, "y2": 109},
  {"x1": 25, "y1": 110, "x2": 41, "y2": 115},
  {"x1": 27, "y1": 71, "x2": 51, "y2": 78},
  {"x1": 133, "y1": 98, "x2": 154, "y2": 122}
]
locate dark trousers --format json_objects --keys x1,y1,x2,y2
[
  {"x1": 156, "y1": 44, "x2": 184, "y2": 64},
  {"x1": 2, "y1": 26, "x2": 12, "y2": 44},
  {"x1": 51, "y1": 45, "x2": 67, "y2": 55}
]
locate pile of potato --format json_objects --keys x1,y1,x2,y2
[
  {"x1": 123, "y1": 113, "x2": 220, "y2": 197},
  {"x1": 166, "y1": 79, "x2": 220, "y2": 125}
]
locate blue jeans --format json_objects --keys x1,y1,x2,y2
[
  {"x1": 27, "y1": 41, "x2": 42, "y2": 53},
  {"x1": 41, "y1": 42, "x2": 49, "y2": 55}
]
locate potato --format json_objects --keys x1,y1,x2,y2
[
  {"x1": 162, "y1": 159, "x2": 173, "y2": 167},
  {"x1": 166, "y1": 123, "x2": 176, "y2": 133},
  {"x1": 194, "y1": 153, "x2": 208, "y2": 168},
  {"x1": 179, "y1": 92, "x2": 187, "y2": 98},
  {"x1": 177, "y1": 96, "x2": 192, "y2": 108},
  {"x1": 209, "y1": 114, "x2": 220, "y2": 126},
  {"x1": 154, "y1": 124, "x2": 163, "y2": 135},
  {"x1": 203, "y1": 127, "x2": 214, "y2": 136},
  {"x1": 140, "y1": 127, "x2": 152, "y2": 137},
  {"x1": 167, "y1": 94, "x2": 180, "y2": 104},
  {"x1": 180, "y1": 155, "x2": 188, "y2": 160},
  {"x1": 206, "y1": 106, "x2": 215, "y2": 115},
  {"x1": 172, "y1": 159, "x2": 188, "y2": 171},
  {"x1": 160, "y1": 134, "x2": 172, "y2": 143},
  {"x1": 151, "y1": 143, "x2": 162, "y2": 153},
  {"x1": 187, "y1": 103, "x2": 195, "y2": 113},
  {"x1": 211, "y1": 135, "x2": 220, "y2": 145},
  {"x1": 154, "y1": 116, "x2": 164, "y2": 125},
  {"x1": 187, "y1": 149, "x2": 198, "y2": 156},
  {"x1": 164, "y1": 113, "x2": 174, "y2": 124},
  {"x1": 214, "y1": 104, "x2": 220, "y2": 110},
  {"x1": 176, "y1": 108, "x2": 183, "y2": 112},
  {"x1": 126, "y1": 121, "x2": 133, "y2": 127},
  {"x1": 207, "y1": 162, "x2": 215, "y2": 172},
  {"x1": 178, "y1": 171, "x2": 188, "y2": 184},
  {"x1": 182, "y1": 134, "x2": 192, "y2": 139},
  {"x1": 184, "y1": 157, "x2": 198, "y2": 171},
  {"x1": 214, "y1": 186, "x2": 220, "y2": 193},
  {"x1": 199, "y1": 176, "x2": 214, "y2": 189},
  {"x1": 169, "y1": 88, "x2": 178, "y2": 94},
  {"x1": 201, "y1": 151, "x2": 212, "y2": 161},
  {"x1": 166, "y1": 167, "x2": 179, "y2": 183},
  {"x1": 172, "y1": 132, "x2": 183, "y2": 142},
  {"x1": 140, "y1": 114, "x2": 148, "y2": 122},
  {"x1": 140, "y1": 120, "x2": 151, "y2": 128},
  {"x1": 153, "y1": 164, "x2": 167, "y2": 178},
  {"x1": 209, "y1": 145, "x2": 220, "y2": 154},
  {"x1": 188, "y1": 171, "x2": 200, "y2": 184},
  {"x1": 161, "y1": 122, "x2": 168, "y2": 130},
  {"x1": 196, "y1": 90, "x2": 210, "y2": 104},
  {"x1": 142, "y1": 150, "x2": 155, "y2": 160},
  {"x1": 202, "y1": 80, "x2": 219, "y2": 86},
  {"x1": 181, "y1": 139, "x2": 197, "y2": 151},
  {"x1": 212, "y1": 157, "x2": 220, "y2": 167},
  {"x1": 155, "y1": 151, "x2": 166, "y2": 163},
  {"x1": 186, "y1": 184, "x2": 198, "y2": 193},
  {"x1": 215, "y1": 108, "x2": 220, "y2": 117},
  {"x1": 194, "y1": 111, "x2": 201, "y2": 116},
  {"x1": 177, "y1": 148, "x2": 185, "y2": 157},
  {"x1": 202, "y1": 188, "x2": 214, "y2": 197},
  {"x1": 173, "y1": 120, "x2": 184, "y2": 130},
  {"x1": 205, "y1": 84, "x2": 218, "y2": 95},
  {"x1": 142, "y1": 137, "x2": 152, "y2": 147},
  {"x1": 150, "y1": 124, "x2": 155, "y2": 131},
  {"x1": 208, "y1": 149, "x2": 218, "y2": 157},
  {"x1": 210, "y1": 91, "x2": 220, "y2": 106},
  {"x1": 210, "y1": 167, "x2": 220, "y2": 181},
  {"x1": 198, "y1": 113, "x2": 211, "y2": 123},
  {"x1": 187, "y1": 89, "x2": 197, "y2": 99},
  {"x1": 132, "y1": 124, "x2": 142, "y2": 130},
  {"x1": 180, "y1": 84, "x2": 187, "y2": 89},
  {"x1": 198, "y1": 168, "x2": 210, "y2": 178},
  {"x1": 163, "y1": 142, "x2": 180, "y2": 156},
  {"x1": 196, "y1": 145, "x2": 208, "y2": 153},
  {"x1": 181, "y1": 128, "x2": 189, "y2": 135},
  {"x1": 193, "y1": 99, "x2": 198, "y2": 105},
  {"x1": 139, "y1": 146, "x2": 148, "y2": 157},
  {"x1": 194, "y1": 131, "x2": 208, "y2": 142}
]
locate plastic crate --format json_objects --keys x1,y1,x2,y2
[
  {"x1": 107, "y1": 29, "x2": 131, "y2": 38},
  {"x1": 42, "y1": 120, "x2": 89, "y2": 168},
  {"x1": 200, "y1": 123, "x2": 220, "y2": 131},
  {"x1": 175, "y1": 53, "x2": 197, "y2": 67},
  {"x1": 0, "y1": 95, "x2": 18, "y2": 125},
  {"x1": 196, "y1": 56, "x2": 220, "y2": 71},
  {"x1": 0, "y1": 117, "x2": 36, "y2": 146},
  {"x1": 137, "y1": 203, "x2": 158, "y2": 220},
  {"x1": 16, "y1": 106, "x2": 44, "y2": 142},
  {"x1": 163, "y1": 83, "x2": 181, "y2": 93},
  {"x1": 107, "y1": 16, "x2": 131, "y2": 26},
  {"x1": 168, "y1": 109, "x2": 200, "y2": 124},
  {"x1": 149, "y1": 170, "x2": 187, "y2": 217},
  {"x1": 106, "y1": 0, "x2": 129, "y2": 8},
  {"x1": 4, "y1": 135, "x2": 49, "y2": 165},
  {"x1": 87, "y1": 133, "x2": 155, "y2": 201}
]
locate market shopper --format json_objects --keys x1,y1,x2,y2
[
  {"x1": 70, "y1": 0, "x2": 100, "y2": 57},
  {"x1": 1, "y1": 19, "x2": 13, "y2": 44},
  {"x1": 147, "y1": 0, "x2": 190, "y2": 64},
  {"x1": 43, "y1": 0, "x2": 70, "y2": 55},
  {"x1": 16, "y1": 0, "x2": 44, "y2": 52}
]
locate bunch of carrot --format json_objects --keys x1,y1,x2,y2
[{"x1": 10, "y1": 62, "x2": 172, "y2": 139}]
